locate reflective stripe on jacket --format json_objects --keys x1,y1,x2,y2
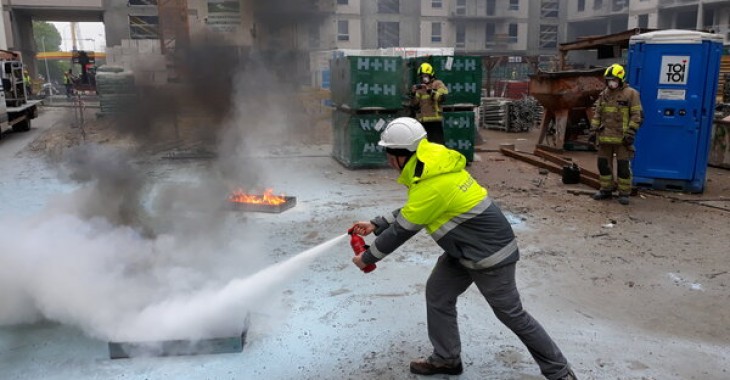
[
  {"x1": 411, "y1": 79, "x2": 449, "y2": 122},
  {"x1": 362, "y1": 140, "x2": 519, "y2": 270},
  {"x1": 590, "y1": 84, "x2": 643, "y2": 144}
]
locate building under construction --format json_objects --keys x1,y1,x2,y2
[{"x1": 2, "y1": 0, "x2": 730, "y2": 84}]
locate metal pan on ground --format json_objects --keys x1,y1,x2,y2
[
  {"x1": 108, "y1": 314, "x2": 250, "y2": 359},
  {"x1": 229, "y1": 196, "x2": 297, "y2": 214}
]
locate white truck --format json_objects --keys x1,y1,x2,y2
[{"x1": 0, "y1": 49, "x2": 41, "y2": 138}]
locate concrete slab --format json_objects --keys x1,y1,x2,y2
[{"x1": 1, "y1": 116, "x2": 729, "y2": 380}]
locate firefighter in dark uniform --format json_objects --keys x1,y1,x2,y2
[
  {"x1": 410, "y1": 63, "x2": 449, "y2": 144},
  {"x1": 590, "y1": 63, "x2": 643, "y2": 205}
]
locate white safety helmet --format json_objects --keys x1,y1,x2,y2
[{"x1": 378, "y1": 117, "x2": 427, "y2": 152}]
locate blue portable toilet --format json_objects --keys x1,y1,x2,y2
[{"x1": 627, "y1": 30, "x2": 724, "y2": 193}]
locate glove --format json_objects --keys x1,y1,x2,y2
[
  {"x1": 426, "y1": 88, "x2": 433, "y2": 95},
  {"x1": 622, "y1": 134, "x2": 635, "y2": 146}
]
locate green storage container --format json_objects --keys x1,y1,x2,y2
[
  {"x1": 330, "y1": 56, "x2": 405, "y2": 110},
  {"x1": 443, "y1": 110, "x2": 476, "y2": 162},
  {"x1": 332, "y1": 109, "x2": 400, "y2": 169},
  {"x1": 408, "y1": 56, "x2": 482, "y2": 107}
]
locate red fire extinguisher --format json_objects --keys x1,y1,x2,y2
[{"x1": 348, "y1": 228, "x2": 377, "y2": 273}]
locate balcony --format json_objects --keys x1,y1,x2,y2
[
  {"x1": 255, "y1": 0, "x2": 335, "y2": 19},
  {"x1": 658, "y1": 0, "x2": 700, "y2": 7},
  {"x1": 449, "y1": 10, "x2": 510, "y2": 21},
  {"x1": 482, "y1": 33, "x2": 519, "y2": 50},
  {"x1": 4, "y1": 0, "x2": 103, "y2": 7}
]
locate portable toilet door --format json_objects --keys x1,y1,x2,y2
[{"x1": 627, "y1": 30, "x2": 724, "y2": 193}]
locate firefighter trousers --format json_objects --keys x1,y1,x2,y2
[
  {"x1": 597, "y1": 143, "x2": 635, "y2": 195},
  {"x1": 426, "y1": 254, "x2": 571, "y2": 380},
  {"x1": 421, "y1": 120, "x2": 445, "y2": 145}
]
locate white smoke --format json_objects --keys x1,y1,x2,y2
[
  {"x1": 0, "y1": 208, "x2": 263, "y2": 341},
  {"x1": 0, "y1": 45, "x2": 331, "y2": 344},
  {"x1": 116, "y1": 234, "x2": 346, "y2": 342}
]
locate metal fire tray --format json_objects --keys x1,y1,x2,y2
[
  {"x1": 230, "y1": 196, "x2": 297, "y2": 213},
  {"x1": 108, "y1": 315, "x2": 250, "y2": 359}
]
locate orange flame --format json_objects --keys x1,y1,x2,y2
[{"x1": 229, "y1": 188, "x2": 287, "y2": 205}]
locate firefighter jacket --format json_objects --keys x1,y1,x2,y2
[
  {"x1": 361, "y1": 140, "x2": 519, "y2": 271},
  {"x1": 411, "y1": 79, "x2": 449, "y2": 122},
  {"x1": 590, "y1": 84, "x2": 643, "y2": 145}
]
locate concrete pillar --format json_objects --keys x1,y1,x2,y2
[
  {"x1": 696, "y1": 3, "x2": 703, "y2": 30},
  {"x1": 0, "y1": 10, "x2": 8, "y2": 50},
  {"x1": 8, "y1": 10, "x2": 37, "y2": 76},
  {"x1": 103, "y1": 0, "x2": 131, "y2": 47}
]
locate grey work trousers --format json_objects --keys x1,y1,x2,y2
[{"x1": 426, "y1": 254, "x2": 570, "y2": 380}]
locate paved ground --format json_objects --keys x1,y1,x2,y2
[{"x1": 0, "y1": 106, "x2": 728, "y2": 380}]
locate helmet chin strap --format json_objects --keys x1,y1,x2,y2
[
  {"x1": 397, "y1": 156, "x2": 407, "y2": 170},
  {"x1": 399, "y1": 151, "x2": 417, "y2": 170}
]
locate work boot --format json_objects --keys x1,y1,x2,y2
[
  {"x1": 592, "y1": 190, "x2": 612, "y2": 200},
  {"x1": 618, "y1": 195, "x2": 630, "y2": 205},
  {"x1": 557, "y1": 368, "x2": 578, "y2": 380},
  {"x1": 409, "y1": 357, "x2": 463, "y2": 376}
]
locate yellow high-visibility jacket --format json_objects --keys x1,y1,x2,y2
[{"x1": 362, "y1": 140, "x2": 519, "y2": 270}]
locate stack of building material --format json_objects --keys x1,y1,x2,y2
[
  {"x1": 309, "y1": 47, "x2": 456, "y2": 93},
  {"x1": 480, "y1": 97, "x2": 511, "y2": 131},
  {"x1": 480, "y1": 96, "x2": 542, "y2": 133},
  {"x1": 97, "y1": 66, "x2": 125, "y2": 74},
  {"x1": 330, "y1": 55, "x2": 405, "y2": 168},
  {"x1": 104, "y1": 39, "x2": 168, "y2": 86},
  {"x1": 508, "y1": 96, "x2": 543, "y2": 132},
  {"x1": 709, "y1": 116, "x2": 730, "y2": 169},
  {"x1": 96, "y1": 70, "x2": 137, "y2": 115}
]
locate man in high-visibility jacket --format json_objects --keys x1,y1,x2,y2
[
  {"x1": 410, "y1": 63, "x2": 449, "y2": 144},
  {"x1": 590, "y1": 63, "x2": 643, "y2": 205},
  {"x1": 23, "y1": 70, "x2": 32, "y2": 96},
  {"x1": 350, "y1": 117, "x2": 576, "y2": 380},
  {"x1": 64, "y1": 69, "x2": 75, "y2": 98}
]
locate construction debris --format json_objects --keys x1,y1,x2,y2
[{"x1": 499, "y1": 147, "x2": 600, "y2": 189}]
